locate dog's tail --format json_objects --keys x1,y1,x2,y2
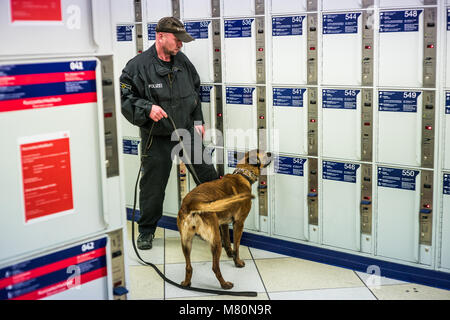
[{"x1": 190, "y1": 193, "x2": 254, "y2": 213}]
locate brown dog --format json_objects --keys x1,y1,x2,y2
[{"x1": 177, "y1": 149, "x2": 272, "y2": 289}]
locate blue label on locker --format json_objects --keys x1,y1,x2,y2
[
  {"x1": 447, "y1": 9, "x2": 450, "y2": 31},
  {"x1": 274, "y1": 156, "x2": 306, "y2": 176},
  {"x1": 379, "y1": 10, "x2": 422, "y2": 33},
  {"x1": 200, "y1": 86, "x2": 213, "y2": 103},
  {"x1": 184, "y1": 21, "x2": 210, "y2": 39},
  {"x1": 322, "y1": 89, "x2": 359, "y2": 109},
  {"x1": 227, "y1": 151, "x2": 245, "y2": 168},
  {"x1": 272, "y1": 16, "x2": 304, "y2": 36},
  {"x1": 148, "y1": 23, "x2": 156, "y2": 40},
  {"x1": 273, "y1": 88, "x2": 306, "y2": 107},
  {"x1": 446, "y1": 91, "x2": 450, "y2": 114},
  {"x1": 377, "y1": 167, "x2": 419, "y2": 191},
  {"x1": 226, "y1": 87, "x2": 254, "y2": 105},
  {"x1": 123, "y1": 139, "x2": 140, "y2": 155},
  {"x1": 444, "y1": 174, "x2": 450, "y2": 195},
  {"x1": 323, "y1": 161, "x2": 360, "y2": 183},
  {"x1": 116, "y1": 25, "x2": 133, "y2": 41},
  {"x1": 225, "y1": 19, "x2": 254, "y2": 38},
  {"x1": 323, "y1": 12, "x2": 361, "y2": 34},
  {"x1": 378, "y1": 91, "x2": 421, "y2": 112}
]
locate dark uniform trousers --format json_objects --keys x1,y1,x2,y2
[{"x1": 138, "y1": 126, "x2": 218, "y2": 235}]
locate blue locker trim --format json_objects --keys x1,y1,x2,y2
[{"x1": 145, "y1": 215, "x2": 450, "y2": 291}]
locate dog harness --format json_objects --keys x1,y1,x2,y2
[{"x1": 233, "y1": 167, "x2": 258, "y2": 185}]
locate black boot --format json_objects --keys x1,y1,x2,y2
[{"x1": 137, "y1": 232, "x2": 154, "y2": 250}]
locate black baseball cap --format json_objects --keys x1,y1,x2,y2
[{"x1": 155, "y1": 17, "x2": 194, "y2": 43}]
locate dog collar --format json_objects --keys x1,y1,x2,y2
[{"x1": 233, "y1": 168, "x2": 258, "y2": 185}]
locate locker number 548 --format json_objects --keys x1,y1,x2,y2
[{"x1": 404, "y1": 10, "x2": 418, "y2": 18}]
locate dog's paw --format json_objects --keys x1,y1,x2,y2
[
  {"x1": 180, "y1": 280, "x2": 191, "y2": 287},
  {"x1": 234, "y1": 259, "x2": 245, "y2": 268},
  {"x1": 221, "y1": 281, "x2": 234, "y2": 290},
  {"x1": 225, "y1": 249, "x2": 234, "y2": 258}
]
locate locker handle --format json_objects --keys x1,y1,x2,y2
[
  {"x1": 361, "y1": 200, "x2": 371, "y2": 205},
  {"x1": 420, "y1": 209, "x2": 432, "y2": 214},
  {"x1": 308, "y1": 192, "x2": 317, "y2": 197}
]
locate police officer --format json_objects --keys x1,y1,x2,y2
[{"x1": 120, "y1": 17, "x2": 218, "y2": 250}]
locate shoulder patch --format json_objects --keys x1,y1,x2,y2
[{"x1": 120, "y1": 82, "x2": 132, "y2": 90}]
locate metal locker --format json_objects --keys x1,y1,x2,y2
[
  {"x1": 322, "y1": 12, "x2": 363, "y2": 85},
  {"x1": 376, "y1": 166, "x2": 422, "y2": 263},
  {"x1": 122, "y1": 137, "x2": 141, "y2": 209},
  {"x1": 377, "y1": 90, "x2": 423, "y2": 167},
  {"x1": 272, "y1": 88, "x2": 308, "y2": 155},
  {"x1": 321, "y1": 160, "x2": 361, "y2": 251},
  {"x1": 145, "y1": 0, "x2": 174, "y2": 22},
  {"x1": 445, "y1": 91, "x2": 450, "y2": 170},
  {"x1": 183, "y1": 20, "x2": 214, "y2": 83},
  {"x1": 182, "y1": 0, "x2": 213, "y2": 19},
  {"x1": 111, "y1": 0, "x2": 135, "y2": 23},
  {"x1": 322, "y1": 0, "x2": 374, "y2": 11},
  {"x1": 441, "y1": 173, "x2": 450, "y2": 270},
  {"x1": 225, "y1": 86, "x2": 257, "y2": 150},
  {"x1": 163, "y1": 162, "x2": 180, "y2": 217},
  {"x1": 223, "y1": 0, "x2": 256, "y2": 17},
  {"x1": 146, "y1": 23, "x2": 157, "y2": 50},
  {"x1": 224, "y1": 18, "x2": 256, "y2": 84},
  {"x1": 270, "y1": 0, "x2": 308, "y2": 14},
  {"x1": 378, "y1": 9, "x2": 428, "y2": 88},
  {"x1": 273, "y1": 156, "x2": 308, "y2": 241},
  {"x1": 379, "y1": 0, "x2": 436, "y2": 8},
  {"x1": 272, "y1": 15, "x2": 308, "y2": 84},
  {"x1": 322, "y1": 89, "x2": 362, "y2": 161},
  {"x1": 225, "y1": 150, "x2": 260, "y2": 232},
  {"x1": 199, "y1": 85, "x2": 215, "y2": 146},
  {"x1": 447, "y1": 8, "x2": 450, "y2": 88}
]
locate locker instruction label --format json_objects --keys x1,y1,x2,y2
[
  {"x1": 444, "y1": 174, "x2": 450, "y2": 195},
  {"x1": 323, "y1": 161, "x2": 360, "y2": 183},
  {"x1": 274, "y1": 156, "x2": 306, "y2": 176},
  {"x1": 0, "y1": 237, "x2": 107, "y2": 300},
  {"x1": 323, "y1": 13, "x2": 361, "y2": 34},
  {"x1": 273, "y1": 88, "x2": 306, "y2": 107},
  {"x1": 378, "y1": 91, "x2": 421, "y2": 113},
  {"x1": 116, "y1": 25, "x2": 133, "y2": 41},
  {"x1": 225, "y1": 19, "x2": 254, "y2": 38},
  {"x1": 148, "y1": 23, "x2": 156, "y2": 40},
  {"x1": 377, "y1": 167, "x2": 419, "y2": 191},
  {"x1": 227, "y1": 151, "x2": 245, "y2": 168},
  {"x1": 184, "y1": 21, "x2": 211, "y2": 39},
  {"x1": 272, "y1": 16, "x2": 304, "y2": 36},
  {"x1": 379, "y1": 10, "x2": 422, "y2": 33},
  {"x1": 123, "y1": 138, "x2": 140, "y2": 155},
  {"x1": 226, "y1": 87, "x2": 254, "y2": 105},
  {"x1": 322, "y1": 89, "x2": 359, "y2": 109},
  {"x1": 446, "y1": 91, "x2": 450, "y2": 114},
  {"x1": 447, "y1": 9, "x2": 450, "y2": 31},
  {"x1": 200, "y1": 86, "x2": 213, "y2": 103}
]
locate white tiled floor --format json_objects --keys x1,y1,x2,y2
[{"x1": 125, "y1": 222, "x2": 450, "y2": 300}]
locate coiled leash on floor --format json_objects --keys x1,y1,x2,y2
[{"x1": 131, "y1": 115, "x2": 257, "y2": 297}]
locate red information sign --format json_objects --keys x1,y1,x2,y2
[
  {"x1": 19, "y1": 132, "x2": 74, "y2": 222},
  {"x1": 10, "y1": 0, "x2": 62, "y2": 22}
]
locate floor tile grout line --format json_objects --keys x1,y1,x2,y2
[
  {"x1": 248, "y1": 247, "x2": 271, "y2": 300},
  {"x1": 353, "y1": 270, "x2": 379, "y2": 300}
]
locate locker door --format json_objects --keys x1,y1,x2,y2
[
  {"x1": 378, "y1": 9, "x2": 424, "y2": 88},
  {"x1": 273, "y1": 156, "x2": 308, "y2": 241},
  {"x1": 223, "y1": 0, "x2": 255, "y2": 17},
  {"x1": 200, "y1": 85, "x2": 215, "y2": 146},
  {"x1": 322, "y1": 0, "x2": 367, "y2": 11},
  {"x1": 111, "y1": 0, "x2": 135, "y2": 23},
  {"x1": 146, "y1": 23, "x2": 157, "y2": 50},
  {"x1": 322, "y1": 12, "x2": 362, "y2": 85},
  {"x1": 225, "y1": 86, "x2": 257, "y2": 150},
  {"x1": 272, "y1": 88, "x2": 308, "y2": 155},
  {"x1": 376, "y1": 167, "x2": 421, "y2": 263},
  {"x1": 224, "y1": 19, "x2": 256, "y2": 84},
  {"x1": 377, "y1": 90, "x2": 422, "y2": 167},
  {"x1": 271, "y1": 0, "x2": 307, "y2": 14},
  {"x1": 445, "y1": 92, "x2": 450, "y2": 170},
  {"x1": 441, "y1": 173, "x2": 450, "y2": 270},
  {"x1": 272, "y1": 16, "x2": 307, "y2": 84},
  {"x1": 182, "y1": 0, "x2": 212, "y2": 19},
  {"x1": 446, "y1": 8, "x2": 450, "y2": 88},
  {"x1": 322, "y1": 89, "x2": 361, "y2": 160},
  {"x1": 122, "y1": 138, "x2": 141, "y2": 210},
  {"x1": 183, "y1": 21, "x2": 214, "y2": 83},
  {"x1": 322, "y1": 161, "x2": 361, "y2": 251},
  {"x1": 379, "y1": 0, "x2": 430, "y2": 7},
  {"x1": 163, "y1": 162, "x2": 180, "y2": 217},
  {"x1": 225, "y1": 150, "x2": 259, "y2": 232},
  {"x1": 146, "y1": 0, "x2": 173, "y2": 22}
]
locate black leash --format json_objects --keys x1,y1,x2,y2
[{"x1": 130, "y1": 115, "x2": 257, "y2": 297}]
